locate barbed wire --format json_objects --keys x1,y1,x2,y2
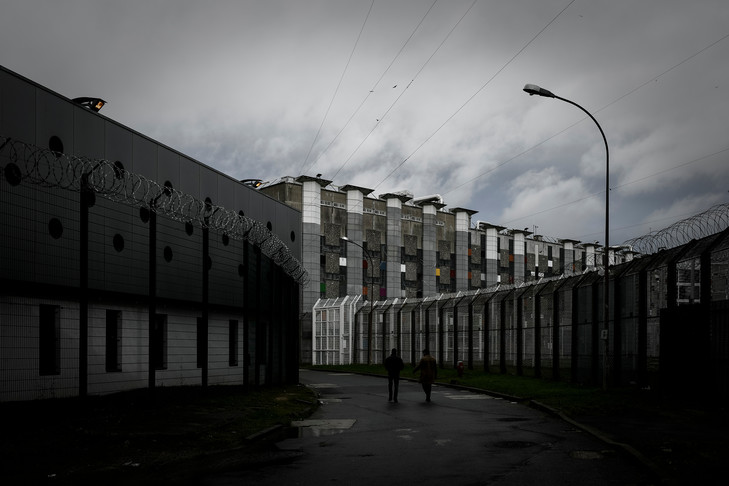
[
  {"x1": 0, "y1": 136, "x2": 308, "y2": 284},
  {"x1": 622, "y1": 202, "x2": 729, "y2": 254}
]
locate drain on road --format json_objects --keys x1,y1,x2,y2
[{"x1": 570, "y1": 450, "x2": 606, "y2": 460}]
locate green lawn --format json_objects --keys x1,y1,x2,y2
[{"x1": 308, "y1": 364, "x2": 661, "y2": 418}]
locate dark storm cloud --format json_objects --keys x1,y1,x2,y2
[{"x1": 2, "y1": 0, "x2": 728, "y2": 245}]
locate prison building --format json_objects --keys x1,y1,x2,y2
[
  {"x1": 260, "y1": 176, "x2": 631, "y2": 364},
  {"x1": 0, "y1": 66, "x2": 305, "y2": 402}
]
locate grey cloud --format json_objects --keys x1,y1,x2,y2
[{"x1": 1, "y1": 0, "x2": 728, "y2": 246}]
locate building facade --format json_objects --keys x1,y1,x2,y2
[
  {"x1": 260, "y1": 175, "x2": 631, "y2": 364},
  {"x1": 0, "y1": 67, "x2": 305, "y2": 402}
]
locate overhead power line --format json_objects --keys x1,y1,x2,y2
[
  {"x1": 303, "y1": 0, "x2": 440, "y2": 179},
  {"x1": 298, "y1": 0, "x2": 375, "y2": 175},
  {"x1": 500, "y1": 145, "x2": 729, "y2": 228},
  {"x1": 372, "y1": 0, "x2": 577, "y2": 191},
  {"x1": 330, "y1": 0, "x2": 478, "y2": 184},
  {"x1": 444, "y1": 29, "x2": 729, "y2": 199},
  {"x1": 294, "y1": 0, "x2": 573, "y2": 217},
  {"x1": 297, "y1": 0, "x2": 469, "y2": 215}
]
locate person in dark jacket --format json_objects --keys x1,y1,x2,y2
[
  {"x1": 413, "y1": 349, "x2": 437, "y2": 402},
  {"x1": 384, "y1": 348, "x2": 405, "y2": 402}
]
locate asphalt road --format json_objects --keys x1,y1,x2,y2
[{"x1": 201, "y1": 369, "x2": 655, "y2": 485}]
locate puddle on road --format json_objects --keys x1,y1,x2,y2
[
  {"x1": 444, "y1": 394, "x2": 491, "y2": 400},
  {"x1": 570, "y1": 450, "x2": 607, "y2": 460},
  {"x1": 318, "y1": 395, "x2": 352, "y2": 405},
  {"x1": 286, "y1": 419, "x2": 357, "y2": 438},
  {"x1": 308, "y1": 383, "x2": 339, "y2": 389}
]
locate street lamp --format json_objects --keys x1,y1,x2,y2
[
  {"x1": 341, "y1": 236, "x2": 374, "y2": 365},
  {"x1": 523, "y1": 83, "x2": 610, "y2": 390}
]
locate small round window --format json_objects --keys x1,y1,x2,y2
[
  {"x1": 113, "y1": 234, "x2": 125, "y2": 252},
  {"x1": 48, "y1": 136, "x2": 64, "y2": 155},
  {"x1": 49, "y1": 218, "x2": 63, "y2": 239},
  {"x1": 4, "y1": 163, "x2": 22, "y2": 186}
]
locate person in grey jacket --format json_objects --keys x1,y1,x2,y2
[{"x1": 413, "y1": 349, "x2": 437, "y2": 402}]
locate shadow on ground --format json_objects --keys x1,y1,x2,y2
[{"x1": 0, "y1": 385, "x2": 318, "y2": 485}]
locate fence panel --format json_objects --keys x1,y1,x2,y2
[{"x1": 312, "y1": 230, "x2": 729, "y2": 396}]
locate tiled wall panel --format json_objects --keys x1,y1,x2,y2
[
  {"x1": 1, "y1": 68, "x2": 302, "y2": 401},
  {"x1": 209, "y1": 230, "x2": 245, "y2": 307},
  {"x1": 0, "y1": 298, "x2": 79, "y2": 401},
  {"x1": 157, "y1": 215, "x2": 202, "y2": 302}
]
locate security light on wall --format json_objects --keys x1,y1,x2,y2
[
  {"x1": 73, "y1": 97, "x2": 106, "y2": 112},
  {"x1": 241, "y1": 179, "x2": 263, "y2": 188}
]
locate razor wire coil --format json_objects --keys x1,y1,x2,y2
[
  {"x1": 1, "y1": 136, "x2": 308, "y2": 284},
  {"x1": 5, "y1": 134, "x2": 727, "y2": 281},
  {"x1": 622, "y1": 202, "x2": 729, "y2": 254}
]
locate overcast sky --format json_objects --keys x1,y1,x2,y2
[{"x1": 2, "y1": 0, "x2": 728, "y2": 246}]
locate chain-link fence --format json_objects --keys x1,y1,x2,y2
[{"x1": 314, "y1": 228, "x2": 729, "y2": 396}]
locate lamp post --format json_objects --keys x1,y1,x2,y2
[
  {"x1": 341, "y1": 236, "x2": 374, "y2": 365},
  {"x1": 523, "y1": 84, "x2": 610, "y2": 390}
]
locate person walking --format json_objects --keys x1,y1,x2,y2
[
  {"x1": 384, "y1": 348, "x2": 404, "y2": 402},
  {"x1": 413, "y1": 349, "x2": 437, "y2": 402}
]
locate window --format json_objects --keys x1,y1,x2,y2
[
  {"x1": 106, "y1": 310, "x2": 122, "y2": 372},
  {"x1": 151, "y1": 314, "x2": 167, "y2": 370},
  {"x1": 39, "y1": 305, "x2": 60, "y2": 375},
  {"x1": 197, "y1": 318, "x2": 205, "y2": 369},
  {"x1": 229, "y1": 320, "x2": 239, "y2": 366}
]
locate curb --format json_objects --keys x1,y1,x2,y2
[
  {"x1": 444, "y1": 381, "x2": 674, "y2": 485},
  {"x1": 528, "y1": 400, "x2": 674, "y2": 484},
  {"x1": 245, "y1": 424, "x2": 284, "y2": 441}
]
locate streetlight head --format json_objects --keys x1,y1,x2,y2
[
  {"x1": 340, "y1": 236, "x2": 349, "y2": 241},
  {"x1": 523, "y1": 84, "x2": 555, "y2": 98}
]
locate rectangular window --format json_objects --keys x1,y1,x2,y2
[
  {"x1": 105, "y1": 310, "x2": 122, "y2": 372},
  {"x1": 197, "y1": 317, "x2": 205, "y2": 369},
  {"x1": 151, "y1": 314, "x2": 167, "y2": 370},
  {"x1": 39, "y1": 304, "x2": 60, "y2": 375},
  {"x1": 229, "y1": 320, "x2": 239, "y2": 366}
]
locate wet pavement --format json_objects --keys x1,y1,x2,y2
[{"x1": 200, "y1": 370, "x2": 657, "y2": 485}]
